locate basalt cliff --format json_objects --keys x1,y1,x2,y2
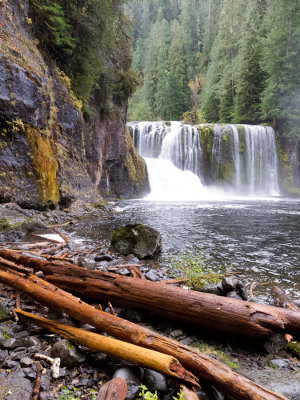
[{"x1": 0, "y1": 0, "x2": 149, "y2": 209}]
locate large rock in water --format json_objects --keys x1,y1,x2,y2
[{"x1": 110, "y1": 224, "x2": 162, "y2": 259}]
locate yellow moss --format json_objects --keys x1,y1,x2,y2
[
  {"x1": 26, "y1": 126, "x2": 60, "y2": 205},
  {"x1": 124, "y1": 129, "x2": 147, "y2": 185}
]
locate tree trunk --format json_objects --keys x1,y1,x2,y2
[
  {"x1": 16, "y1": 309, "x2": 198, "y2": 386},
  {"x1": 96, "y1": 378, "x2": 127, "y2": 400},
  {"x1": 1, "y1": 250, "x2": 297, "y2": 339},
  {"x1": 0, "y1": 265, "x2": 290, "y2": 400}
]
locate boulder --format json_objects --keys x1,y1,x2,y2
[{"x1": 110, "y1": 224, "x2": 162, "y2": 259}]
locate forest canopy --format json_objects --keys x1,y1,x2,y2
[{"x1": 127, "y1": 0, "x2": 300, "y2": 138}]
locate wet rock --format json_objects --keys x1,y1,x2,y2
[
  {"x1": 222, "y1": 276, "x2": 238, "y2": 292},
  {"x1": 145, "y1": 270, "x2": 160, "y2": 282},
  {"x1": 270, "y1": 359, "x2": 291, "y2": 369},
  {"x1": 77, "y1": 257, "x2": 97, "y2": 270},
  {"x1": 94, "y1": 254, "x2": 113, "y2": 262},
  {"x1": 236, "y1": 282, "x2": 248, "y2": 300},
  {"x1": 20, "y1": 357, "x2": 34, "y2": 367},
  {"x1": 113, "y1": 367, "x2": 142, "y2": 400},
  {"x1": 110, "y1": 224, "x2": 162, "y2": 259},
  {"x1": 0, "y1": 373, "x2": 33, "y2": 400},
  {"x1": 143, "y1": 369, "x2": 168, "y2": 393},
  {"x1": 51, "y1": 339, "x2": 87, "y2": 367},
  {"x1": 118, "y1": 268, "x2": 131, "y2": 276},
  {"x1": 226, "y1": 291, "x2": 243, "y2": 300}
]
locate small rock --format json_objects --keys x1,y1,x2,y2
[
  {"x1": 16, "y1": 336, "x2": 41, "y2": 349},
  {"x1": 143, "y1": 369, "x2": 168, "y2": 393},
  {"x1": 3, "y1": 337, "x2": 17, "y2": 348},
  {"x1": 94, "y1": 254, "x2": 113, "y2": 262},
  {"x1": 226, "y1": 290, "x2": 243, "y2": 300},
  {"x1": 4, "y1": 360, "x2": 19, "y2": 368},
  {"x1": 145, "y1": 270, "x2": 160, "y2": 282},
  {"x1": 170, "y1": 330, "x2": 183, "y2": 339},
  {"x1": 270, "y1": 359, "x2": 291, "y2": 369},
  {"x1": 0, "y1": 349, "x2": 8, "y2": 361},
  {"x1": 39, "y1": 393, "x2": 51, "y2": 400},
  {"x1": 14, "y1": 331, "x2": 29, "y2": 339},
  {"x1": 20, "y1": 357, "x2": 34, "y2": 367},
  {"x1": 41, "y1": 374, "x2": 51, "y2": 392},
  {"x1": 51, "y1": 339, "x2": 86, "y2": 367},
  {"x1": 181, "y1": 337, "x2": 194, "y2": 346},
  {"x1": 118, "y1": 268, "x2": 130, "y2": 276},
  {"x1": 222, "y1": 276, "x2": 238, "y2": 292},
  {"x1": 113, "y1": 367, "x2": 142, "y2": 400},
  {"x1": 236, "y1": 282, "x2": 248, "y2": 300},
  {"x1": 201, "y1": 283, "x2": 222, "y2": 295}
]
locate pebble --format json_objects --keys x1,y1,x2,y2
[
  {"x1": 20, "y1": 357, "x2": 34, "y2": 367},
  {"x1": 145, "y1": 270, "x2": 160, "y2": 282},
  {"x1": 226, "y1": 290, "x2": 243, "y2": 300},
  {"x1": 94, "y1": 254, "x2": 113, "y2": 262},
  {"x1": 222, "y1": 276, "x2": 239, "y2": 292},
  {"x1": 51, "y1": 339, "x2": 87, "y2": 367}
]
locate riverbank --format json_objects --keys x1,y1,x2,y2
[{"x1": 0, "y1": 201, "x2": 299, "y2": 400}]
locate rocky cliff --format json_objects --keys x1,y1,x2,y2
[{"x1": 0, "y1": 0, "x2": 149, "y2": 209}]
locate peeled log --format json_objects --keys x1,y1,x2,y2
[
  {"x1": 0, "y1": 250, "x2": 298, "y2": 339},
  {"x1": 0, "y1": 267, "x2": 289, "y2": 400},
  {"x1": 96, "y1": 378, "x2": 127, "y2": 400},
  {"x1": 16, "y1": 309, "x2": 198, "y2": 386}
]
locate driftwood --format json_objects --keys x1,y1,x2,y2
[
  {"x1": 96, "y1": 378, "x2": 127, "y2": 400},
  {"x1": 32, "y1": 361, "x2": 42, "y2": 400},
  {"x1": 1, "y1": 250, "x2": 298, "y2": 340},
  {"x1": 271, "y1": 286, "x2": 299, "y2": 312},
  {"x1": 16, "y1": 309, "x2": 198, "y2": 385},
  {"x1": 0, "y1": 266, "x2": 289, "y2": 400}
]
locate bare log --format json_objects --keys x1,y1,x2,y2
[
  {"x1": 271, "y1": 286, "x2": 299, "y2": 312},
  {"x1": 0, "y1": 267, "x2": 289, "y2": 400},
  {"x1": 16, "y1": 309, "x2": 198, "y2": 385},
  {"x1": 1, "y1": 250, "x2": 298, "y2": 339},
  {"x1": 180, "y1": 384, "x2": 200, "y2": 400},
  {"x1": 96, "y1": 378, "x2": 127, "y2": 400}
]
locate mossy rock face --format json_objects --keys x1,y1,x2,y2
[{"x1": 110, "y1": 224, "x2": 162, "y2": 259}]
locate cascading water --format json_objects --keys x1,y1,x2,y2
[{"x1": 128, "y1": 121, "x2": 280, "y2": 199}]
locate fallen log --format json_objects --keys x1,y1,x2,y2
[
  {"x1": 16, "y1": 309, "x2": 198, "y2": 385},
  {"x1": 1, "y1": 250, "x2": 298, "y2": 339},
  {"x1": 96, "y1": 378, "x2": 127, "y2": 400},
  {"x1": 271, "y1": 286, "x2": 299, "y2": 312},
  {"x1": 0, "y1": 267, "x2": 289, "y2": 400}
]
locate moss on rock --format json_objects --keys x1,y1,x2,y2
[
  {"x1": 124, "y1": 129, "x2": 148, "y2": 186},
  {"x1": 26, "y1": 125, "x2": 60, "y2": 205}
]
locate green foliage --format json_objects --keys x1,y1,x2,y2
[
  {"x1": 138, "y1": 385, "x2": 158, "y2": 400},
  {"x1": 58, "y1": 387, "x2": 80, "y2": 400},
  {"x1": 169, "y1": 247, "x2": 225, "y2": 290},
  {"x1": 138, "y1": 385, "x2": 185, "y2": 400},
  {"x1": 191, "y1": 342, "x2": 239, "y2": 369}
]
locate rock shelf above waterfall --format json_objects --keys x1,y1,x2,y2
[{"x1": 128, "y1": 121, "x2": 280, "y2": 197}]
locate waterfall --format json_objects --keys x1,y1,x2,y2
[{"x1": 128, "y1": 121, "x2": 280, "y2": 198}]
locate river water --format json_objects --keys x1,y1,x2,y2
[{"x1": 76, "y1": 197, "x2": 300, "y2": 303}]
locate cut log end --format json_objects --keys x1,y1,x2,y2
[{"x1": 170, "y1": 359, "x2": 199, "y2": 387}]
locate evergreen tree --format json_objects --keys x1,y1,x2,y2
[{"x1": 261, "y1": 0, "x2": 300, "y2": 137}]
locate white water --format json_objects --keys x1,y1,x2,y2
[{"x1": 129, "y1": 121, "x2": 280, "y2": 200}]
